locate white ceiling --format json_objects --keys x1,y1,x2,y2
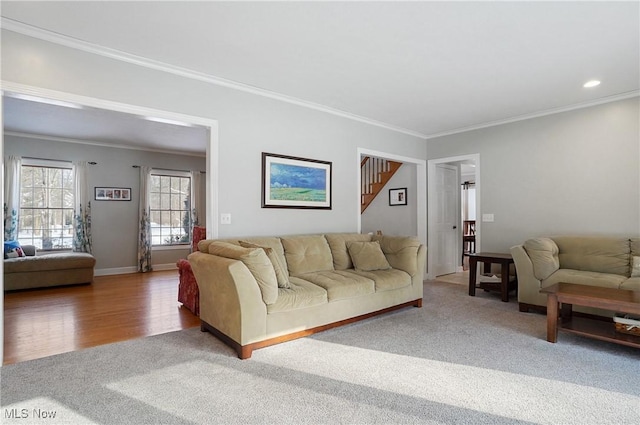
[{"x1": 2, "y1": 1, "x2": 639, "y2": 151}]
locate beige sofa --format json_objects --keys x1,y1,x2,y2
[
  {"x1": 189, "y1": 233, "x2": 426, "y2": 359},
  {"x1": 4, "y1": 246, "x2": 96, "y2": 291},
  {"x1": 511, "y1": 236, "x2": 640, "y2": 316}
]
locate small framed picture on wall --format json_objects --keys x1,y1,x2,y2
[
  {"x1": 95, "y1": 187, "x2": 132, "y2": 201},
  {"x1": 389, "y1": 188, "x2": 407, "y2": 206}
]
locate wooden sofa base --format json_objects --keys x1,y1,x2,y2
[{"x1": 201, "y1": 298, "x2": 423, "y2": 359}]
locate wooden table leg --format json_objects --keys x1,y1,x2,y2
[
  {"x1": 468, "y1": 257, "x2": 478, "y2": 296},
  {"x1": 500, "y1": 261, "x2": 509, "y2": 302},
  {"x1": 546, "y1": 293, "x2": 558, "y2": 343}
]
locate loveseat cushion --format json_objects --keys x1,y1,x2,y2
[
  {"x1": 553, "y1": 236, "x2": 630, "y2": 276},
  {"x1": 373, "y1": 235, "x2": 420, "y2": 276},
  {"x1": 347, "y1": 269, "x2": 411, "y2": 292},
  {"x1": 631, "y1": 238, "x2": 640, "y2": 257},
  {"x1": 208, "y1": 241, "x2": 278, "y2": 305},
  {"x1": 324, "y1": 233, "x2": 372, "y2": 270},
  {"x1": 347, "y1": 241, "x2": 391, "y2": 272},
  {"x1": 281, "y1": 235, "x2": 334, "y2": 276},
  {"x1": 297, "y1": 270, "x2": 375, "y2": 301},
  {"x1": 523, "y1": 237, "x2": 560, "y2": 281},
  {"x1": 542, "y1": 269, "x2": 627, "y2": 290},
  {"x1": 267, "y1": 277, "x2": 328, "y2": 313}
]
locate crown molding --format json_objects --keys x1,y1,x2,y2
[
  {"x1": 1, "y1": 18, "x2": 428, "y2": 140},
  {"x1": 424, "y1": 90, "x2": 640, "y2": 140},
  {"x1": 4, "y1": 131, "x2": 206, "y2": 158}
]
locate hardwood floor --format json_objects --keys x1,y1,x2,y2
[{"x1": 3, "y1": 270, "x2": 200, "y2": 365}]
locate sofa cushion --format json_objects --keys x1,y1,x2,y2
[
  {"x1": 208, "y1": 241, "x2": 278, "y2": 305},
  {"x1": 632, "y1": 256, "x2": 640, "y2": 278},
  {"x1": 631, "y1": 238, "x2": 640, "y2": 257},
  {"x1": 267, "y1": 277, "x2": 328, "y2": 313},
  {"x1": 239, "y1": 241, "x2": 291, "y2": 289},
  {"x1": 620, "y1": 277, "x2": 640, "y2": 291},
  {"x1": 347, "y1": 241, "x2": 391, "y2": 272},
  {"x1": 552, "y1": 236, "x2": 630, "y2": 276},
  {"x1": 297, "y1": 270, "x2": 375, "y2": 301},
  {"x1": 373, "y1": 235, "x2": 420, "y2": 276},
  {"x1": 523, "y1": 237, "x2": 560, "y2": 281},
  {"x1": 281, "y1": 235, "x2": 334, "y2": 276},
  {"x1": 347, "y1": 269, "x2": 411, "y2": 292},
  {"x1": 324, "y1": 233, "x2": 372, "y2": 270},
  {"x1": 541, "y1": 269, "x2": 628, "y2": 290}
]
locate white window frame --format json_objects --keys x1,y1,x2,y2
[
  {"x1": 19, "y1": 158, "x2": 74, "y2": 251},
  {"x1": 149, "y1": 170, "x2": 193, "y2": 249}
]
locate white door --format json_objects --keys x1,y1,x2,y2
[{"x1": 434, "y1": 164, "x2": 459, "y2": 276}]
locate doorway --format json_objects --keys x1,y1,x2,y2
[
  {"x1": 1, "y1": 82, "x2": 219, "y2": 365},
  {"x1": 427, "y1": 154, "x2": 480, "y2": 280}
]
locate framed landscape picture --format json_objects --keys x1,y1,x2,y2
[{"x1": 262, "y1": 152, "x2": 332, "y2": 209}]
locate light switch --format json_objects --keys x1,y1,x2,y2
[
  {"x1": 220, "y1": 213, "x2": 231, "y2": 224},
  {"x1": 482, "y1": 213, "x2": 494, "y2": 222}
]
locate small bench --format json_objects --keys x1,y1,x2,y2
[{"x1": 4, "y1": 248, "x2": 96, "y2": 291}]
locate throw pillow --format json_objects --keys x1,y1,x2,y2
[
  {"x1": 208, "y1": 241, "x2": 278, "y2": 305},
  {"x1": 347, "y1": 241, "x2": 391, "y2": 272},
  {"x1": 5, "y1": 247, "x2": 24, "y2": 258},
  {"x1": 632, "y1": 256, "x2": 640, "y2": 277},
  {"x1": 239, "y1": 241, "x2": 291, "y2": 289}
]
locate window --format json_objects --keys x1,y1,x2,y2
[
  {"x1": 149, "y1": 173, "x2": 191, "y2": 246},
  {"x1": 19, "y1": 163, "x2": 74, "y2": 250}
]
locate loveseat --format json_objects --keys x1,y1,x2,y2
[
  {"x1": 188, "y1": 233, "x2": 426, "y2": 359},
  {"x1": 4, "y1": 245, "x2": 96, "y2": 291},
  {"x1": 511, "y1": 236, "x2": 640, "y2": 316}
]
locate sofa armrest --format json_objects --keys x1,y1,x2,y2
[{"x1": 188, "y1": 251, "x2": 267, "y2": 346}]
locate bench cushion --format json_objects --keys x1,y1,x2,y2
[{"x1": 4, "y1": 252, "x2": 95, "y2": 273}]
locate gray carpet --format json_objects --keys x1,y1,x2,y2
[{"x1": 2, "y1": 281, "x2": 639, "y2": 425}]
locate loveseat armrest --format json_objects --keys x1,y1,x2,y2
[
  {"x1": 188, "y1": 251, "x2": 267, "y2": 347},
  {"x1": 510, "y1": 245, "x2": 543, "y2": 310}
]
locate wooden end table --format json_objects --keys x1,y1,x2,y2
[
  {"x1": 467, "y1": 252, "x2": 516, "y2": 302},
  {"x1": 540, "y1": 283, "x2": 640, "y2": 348}
]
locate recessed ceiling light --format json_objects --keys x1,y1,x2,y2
[{"x1": 583, "y1": 80, "x2": 601, "y2": 88}]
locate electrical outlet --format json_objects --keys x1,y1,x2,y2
[
  {"x1": 482, "y1": 214, "x2": 494, "y2": 222},
  {"x1": 220, "y1": 213, "x2": 231, "y2": 225}
]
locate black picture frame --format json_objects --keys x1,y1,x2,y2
[
  {"x1": 261, "y1": 152, "x2": 332, "y2": 209},
  {"x1": 389, "y1": 187, "x2": 407, "y2": 206}
]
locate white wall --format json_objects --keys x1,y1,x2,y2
[
  {"x1": 361, "y1": 163, "x2": 418, "y2": 236},
  {"x1": 1, "y1": 30, "x2": 428, "y2": 240},
  {"x1": 4, "y1": 134, "x2": 207, "y2": 272},
  {"x1": 427, "y1": 97, "x2": 640, "y2": 251}
]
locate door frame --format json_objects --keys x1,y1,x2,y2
[
  {"x1": 356, "y1": 148, "x2": 426, "y2": 248},
  {"x1": 427, "y1": 153, "x2": 480, "y2": 279},
  {"x1": 1, "y1": 81, "x2": 220, "y2": 365}
]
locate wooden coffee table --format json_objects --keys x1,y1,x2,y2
[{"x1": 540, "y1": 283, "x2": 640, "y2": 348}]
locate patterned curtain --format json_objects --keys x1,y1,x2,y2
[
  {"x1": 4, "y1": 155, "x2": 22, "y2": 241},
  {"x1": 190, "y1": 170, "x2": 204, "y2": 228},
  {"x1": 72, "y1": 161, "x2": 92, "y2": 253},
  {"x1": 137, "y1": 166, "x2": 153, "y2": 272}
]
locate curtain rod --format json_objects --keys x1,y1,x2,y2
[
  {"x1": 132, "y1": 165, "x2": 205, "y2": 173},
  {"x1": 23, "y1": 156, "x2": 97, "y2": 165}
]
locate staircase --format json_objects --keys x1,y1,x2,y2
[{"x1": 361, "y1": 156, "x2": 403, "y2": 213}]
